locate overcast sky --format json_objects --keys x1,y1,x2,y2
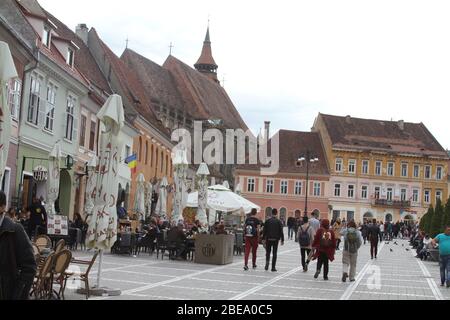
[{"x1": 39, "y1": 0, "x2": 450, "y2": 150}]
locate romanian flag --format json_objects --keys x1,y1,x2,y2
[{"x1": 125, "y1": 154, "x2": 137, "y2": 174}]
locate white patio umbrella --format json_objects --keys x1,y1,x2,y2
[
  {"x1": 196, "y1": 163, "x2": 210, "y2": 226},
  {"x1": 86, "y1": 94, "x2": 124, "y2": 296},
  {"x1": 134, "y1": 173, "x2": 146, "y2": 221},
  {"x1": 145, "y1": 181, "x2": 153, "y2": 218},
  {"x1": 46, "y1": 142, "x2": 62, "y2": 215},
  {"x1": 222, "y1": 180, "x2": 230, "y2": 189},
  {"x1": 84, "y1": 156, "x2": 97, "y2": 224},
  {"x1": 172, "y1": 148, "x2": 188, "y2": 223},
  {"x1": 0, "y1": 41, "x2": 17, "y2": 183},
  {"x1": 155, "y1": 176, "x2": 168, "y2": 219}
]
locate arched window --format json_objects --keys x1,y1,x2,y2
[
  {"x1": 280, "y1": 208, "x2": 287, "y2": 225},
  {"x1": 144, "y1": 141, "x2": 148, "y2": 164}
]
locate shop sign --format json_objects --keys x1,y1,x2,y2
[{"x1": 33, "y1": 165, "x2": 48, "y2": 181}]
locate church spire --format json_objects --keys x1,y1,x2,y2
[{"x1": 194, "y1": 25, "x2": 219, "y2": 83}]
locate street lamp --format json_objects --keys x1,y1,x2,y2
[{"x1": 297, "y1": 150, "x2": 319, "y2": 217}]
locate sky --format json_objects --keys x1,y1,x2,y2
[{"x1": 38, "y1": 0, "x2": 450, "y2": 150}]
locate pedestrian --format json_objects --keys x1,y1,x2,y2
[
  {"x1": 312, "y1": 219, "x2": 336, "y2": 280},
  {"x1": 431, "y1": 225, "x2": 450, "y2": 288},
  {"x1": 309, "y1": 211, "x2": 321, "y2": 235},
  {"x1": 0, "y1": 191, "x2": 37, "y2": 300},
  {"x1": 262, "y1": 208, "x2": 284, "y2": 272},
  {"x1": 287, "y1": 216, "x2": 295, "y2": 240},
  {"x1": 298, "y1": 215, "x2": 315, "y2": 272},
  {"x1": 379, "y1": 221, "x2": 384, "y2": 242},
  {"x1": 368, "y1": 218, "x2": 381, "y2": 259},
  {"x1": 341, "y1": 220, "x2": 363, "y2": 282},
  {"x1": 243, "y1": 208, "x2": 261, "y2": 271},
  {"x1": 294, "y1": 216, "x2": 301, "y2": 242},
  {"x1": 29, "y1": 196, "x2": 48, "y2": 238},
  {"x1": 332, "y1": 218, "x2": 343, "y2": 250},
  {"x1": 360, "y1": 222, "x2": 368, "y2": 245}
]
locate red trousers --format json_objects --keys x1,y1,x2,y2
[{"x1": 244, "y1": 236, "x2": 259, "y2": 267}]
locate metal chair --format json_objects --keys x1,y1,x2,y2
[
  {"x1": 234, "y1": 232, "x2": 244, "y2": 255},
  {"x1": 156, "y1": 233, "x2": 168, "y2": 259},
  {"x1": 64, "y1": 251, "x2": 99, "y2": 300}
]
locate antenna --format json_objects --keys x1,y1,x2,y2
[
  {"x1": 125, "y1": 36, "x2": 129, "y2": 49},
  {"x1": 169, "y1": 42, "x2": 174, "y2": 55}
]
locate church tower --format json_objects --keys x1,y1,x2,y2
[{"x1": 194, "y1": 26, "x2": 219, "y2": 84}]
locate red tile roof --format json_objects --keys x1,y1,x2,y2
[
  {"x1": 236, "y1": 130, "x2": 329, "y2": 175},
  {"x1": 318, "y1": 113, "x2": 449, "y2": 158},
  {"x1": 163, "y1": 55, "x2": 248, "y2": 130},
  {"x1": 43, "y1": 10, "x2": 111, "y2": 95},
  {"x1": 195, "y1": 27, "x2": 217, "y2": 68}
]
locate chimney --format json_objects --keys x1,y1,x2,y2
[
  {"x1": 76, "y1": 23, "x2": 89, "y2": 45},
  {"x1": 345, "y1": 115, "x2": 351, "y2": 124},
  {"x1": 264, "y1": 121, "x2": 270, "y2": 142},
  {"x1": 398, "y1": 120, "x2": 404, "y2": 131}
]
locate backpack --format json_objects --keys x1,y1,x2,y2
[
  {"x1": 320, "y1": 231, "x2": 332, "y2": 248},
  {"x1": 298, "y1": 226, "x2": 311, "y2": 247},
  {"x1": 346, "y1": 229, "x2": 359, "y2": 253},
  {"x1": 245, "y1": 219, "x2": 257, "y2": 237}
]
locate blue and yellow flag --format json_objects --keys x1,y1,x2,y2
[{"x1": 125, "y1": 154, "x2": 137, "y2": 173}]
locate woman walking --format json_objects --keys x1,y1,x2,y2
[
  {"x1": 332, "y1": 218, "x2": 343, "y2": 250},
  {"x1": 341, "y1": 220, "x2": 363, "y2": 282},
  {"x1": 312, "y1": 219, "x2": 336, "y2": 281}
]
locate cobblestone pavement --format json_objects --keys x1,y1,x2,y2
[{"x1": 64, "y1": 231, "x2": 449, "y2": 300}]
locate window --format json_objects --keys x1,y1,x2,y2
[
  {"x1": 424, "y1": 190, "x2": 430, "y2": 204},
  {"x1": 348, "y1": 159, "x2": 356, "y2": 174},
  {"x1": 150, "y1": 145, "x2": 154, "y2": 166},
  {"x1": 125, "y1": 145, "x2": 131, "y2": 159},
  {"x1": 313, "y1": 182, "x2": 321, "y2": 196},
  {"x1": 65, "y1": 95, "x2": 77, "y2": 141},
  {"x1": 401, "y1": 163, "x2": 408, "y2": 177},
  {"x1": 42, "y1": 26, "x2": 50, "y2": 47},
  {"x1": 361, "y1": 185, "x2": 368, "y2": 199},
  {"x1": 334, "y1": 184, "x2": 341, "y2": 197},
  {"x1": 266, "y1": 179, "x2": 274, "y2": 193},
  {"x1": 280, "y1": 180, "x2": 288, "y2": 194},
  {"x1": 375, "y1": 161, "x2": 382, "y2": 176},
  {"x1": 79, "y1": 115, "x2": 86, "y2": 147},
  {"x1": 294, "y1": 181, "x2": 302, "y2": 195},
  {"x1": 436, "y1": 190, "x2": 442, "y2": 202},
  {"x1": 89, "y1": 120, "x2": 96, "y2": 151},
  {"x1": 362, "y1": 160, "x2": 369, "y2": 175},
  {"x1": 348, "y1": 185, "x2": 355, "y2": 198},
  {"x1": 27, "y1": 74, "x2": 41, "y2": 124},
  {"x1": 44, "y1": 83, "x2": 56, "y2": 132},
  {"x1": 335, "y1": 158, "x2": 343, "y2": 172},
  {"x1": 7, "y1": 79, "x2": 21, "y2": 119},
  {"x1": 436, "y1": 166, "x2": 443, "y2": 180},
  {"x1": 144, "y1": 141, "x2": 148, "y2": 165},
  {"x1": 425, "y1": 165, "x2": 431, "y2": 179},
  {"x1": 412, "y1": 189, "x2": 419, "y2": 203},
  {"x1": 374, "y1": 187, "x2": 381, "y2": 199},
  {"x1": 387, "y1": 162, "x2": 394, "y2": 176},
  {"x1": 66, "y1": 48, "x2": 74, "y2": 67},
  {"x1": 160, "y1": 151, "x2": 163, "y2": 172},
  {"x1": 166, "y1": 155, "x2": 169, "y2": 175},
  {"x1": 247, "y1": 178, "x2": 255, "y2": 192},
  {"x1": 401, "y1": 188, "x2": 407, "y2": 201},
  {"x1": 413, "y1": 165, "x2": 420, "y2": 178},
  {"x1": 387, "y1": 188, "x2": 393, "y2": 201}
]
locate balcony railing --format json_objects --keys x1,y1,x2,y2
[{"x1": 373, "y1": 198, "x2": 411, "y2": 209}]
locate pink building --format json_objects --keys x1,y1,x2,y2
[{"x1": 235, "y1": 129, "x2": 330, "y2": 222}]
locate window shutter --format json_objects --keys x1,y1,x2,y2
[
  {"x1": 72, "y1": 112, "x2": 78, "y2": 143},
  {"x1": 321, "y1": 182, "x2": 325, "y2": 196},
  {"x1": 38, "y1": 102, "x2": 46, "y2": 127}
]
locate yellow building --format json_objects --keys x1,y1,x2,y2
[{"x1": 313, "y1": 113, "x2": 449, "y2": 223}]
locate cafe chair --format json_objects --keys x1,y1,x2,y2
[
  {"x1": 167, "y1": 241, "x2": 178, "y2": 260},
  {"x1": 156, "y1": 233, "x2": 168, "y2": 260},
  {"x1": 234, "y1": 232, "x2": 244, "y2": 255},
  {"x1": 54, "y1": 239, "x2": 66, "y2": 255},
  {"x1": 64, "y1": 250, "x2": 99, "y2": 300},
  {"x1": 35, "y1": 235, "x2": 52, "y2": 253},
  {"x1": 31, "y1": 252, "x2": 55, "y2": 300},
  {"x1": 186, "y1": 239, "x2": 196, "y2": 261},
  {"x1": 52, "y1": 249, "x2": 72, "y2": 300}
]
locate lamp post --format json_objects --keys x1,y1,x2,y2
[{"x1": 297, "y1": 151, "x2": 319, "y2": 217}]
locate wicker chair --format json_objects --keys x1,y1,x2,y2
[
  {"x1": 54, "y1": 239, "x2": 66, "y2": 255},
  {"x1": 35, "y1": 235, "x2": 52, "y2": 253},
  {"x1": 31, "y1": 253, "x2": 55, "y2": 300},
  {"x1": 52, "y1": 249, "x2": 72, "y2": 300},
  {"x1": 64, "y1": 251, "x2": 99, "y2": 299}
]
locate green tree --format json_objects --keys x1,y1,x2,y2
[
  {"x1": 443, "y1": 197, "x2": 450, "y2": 230},
  {"x1": 419, "y1": 207, "x2": 429, "y2": 231},
  {"x1": 424, "y1": 205, "x2": 434, "y2": 235},
  {"x1": 430, "y1": 199, "x2": 444, "y2": 237}
]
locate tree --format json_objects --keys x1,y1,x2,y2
[
  {"x1": 443, "y1": 197, "x2": 450, "y2": 230},
  {"x1": 430, "y1": 199, "x2": 444, "y2": 237},
  {"x1": 423, "y1": 205, "x2": 434, "y2": 235}
]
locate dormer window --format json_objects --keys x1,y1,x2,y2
[
  {"x1": 66, "y1": 48, "x2": 74, "y2": 67},
  {"x1": 42, "y1": 26, "x2": 51, "y2": 47}
]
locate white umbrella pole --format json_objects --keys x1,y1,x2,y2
[{"x1": 96, "y1": 249, "x2": 103, "y2": 288}]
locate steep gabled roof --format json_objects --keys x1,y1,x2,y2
[
  {"x1": 163, "y1": 55, "x2": 248, "y2": 130},
  {"x1": 194, "y1": 27, "x2": 217, "y2": 68},
  {"x1": 43, "y1": 9, "x2": 111, "y2": 95},
  {"x1": 120, "y1": 49, "x2": 185, "y2": 112},
  {"x1": 236, "y1": 130, "x2": 329, "y2": 175},
  {"x1": 88, "y1": 28, "x2": 170, "y2": 137},
  {"x1": 319, "y1": 113, "x2": 449, "y2": 158}
]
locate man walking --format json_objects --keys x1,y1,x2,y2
[
  {"x1": 29, "y1": 196, "x2": 47, "y2": 238},
  {"x1": 0, "y1": 191, "x2": 37, "y2": 300},
  {"x1": 287, "y1": 216, "x2": 295, "y2": 240},
  {"x1": 341, "y1": 221, "x2": 363, "y2": 282},
  {"x1": 262, "y1": 209, "x2": 284, "y2": 272},
  {"x1": 368, "y1": 219, "x2": 381, "y2": 259},
  {"x1": 309, "y1": 211, "x2": 321, "y2": 235},
  {"x1": 432, "y1": 225, "x2": 450, "y2": 288},
  {"x1": 243, "y1": 209, "x2": 261, "y2": 271},
  {"x1": 298, "y1": 216, "x2": 315, "y2": 272}
]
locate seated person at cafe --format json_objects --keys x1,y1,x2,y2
[
  {"x1": 167, "y1": 223, "x2": 187, "y2": 260},
  {"x1": 191, "y1": 220, "x2": 202, "y2": 234},
  {"x1": 7, "y1": 208, "x2": 17, "y2": 222}
]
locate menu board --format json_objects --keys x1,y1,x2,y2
[{"x1": 47, "y1": 214, "x2": 69, "y2": 236}]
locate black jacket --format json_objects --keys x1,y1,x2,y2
[
  {"x1": 0, "y1": 216, "x2": 37, "y2": 300},
  {"x1": 368, "y1": 224, "x2": 381, "y2": 242},
  {"x1": 262, "y1": 217, "x2": 284, "y2": 242}
]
